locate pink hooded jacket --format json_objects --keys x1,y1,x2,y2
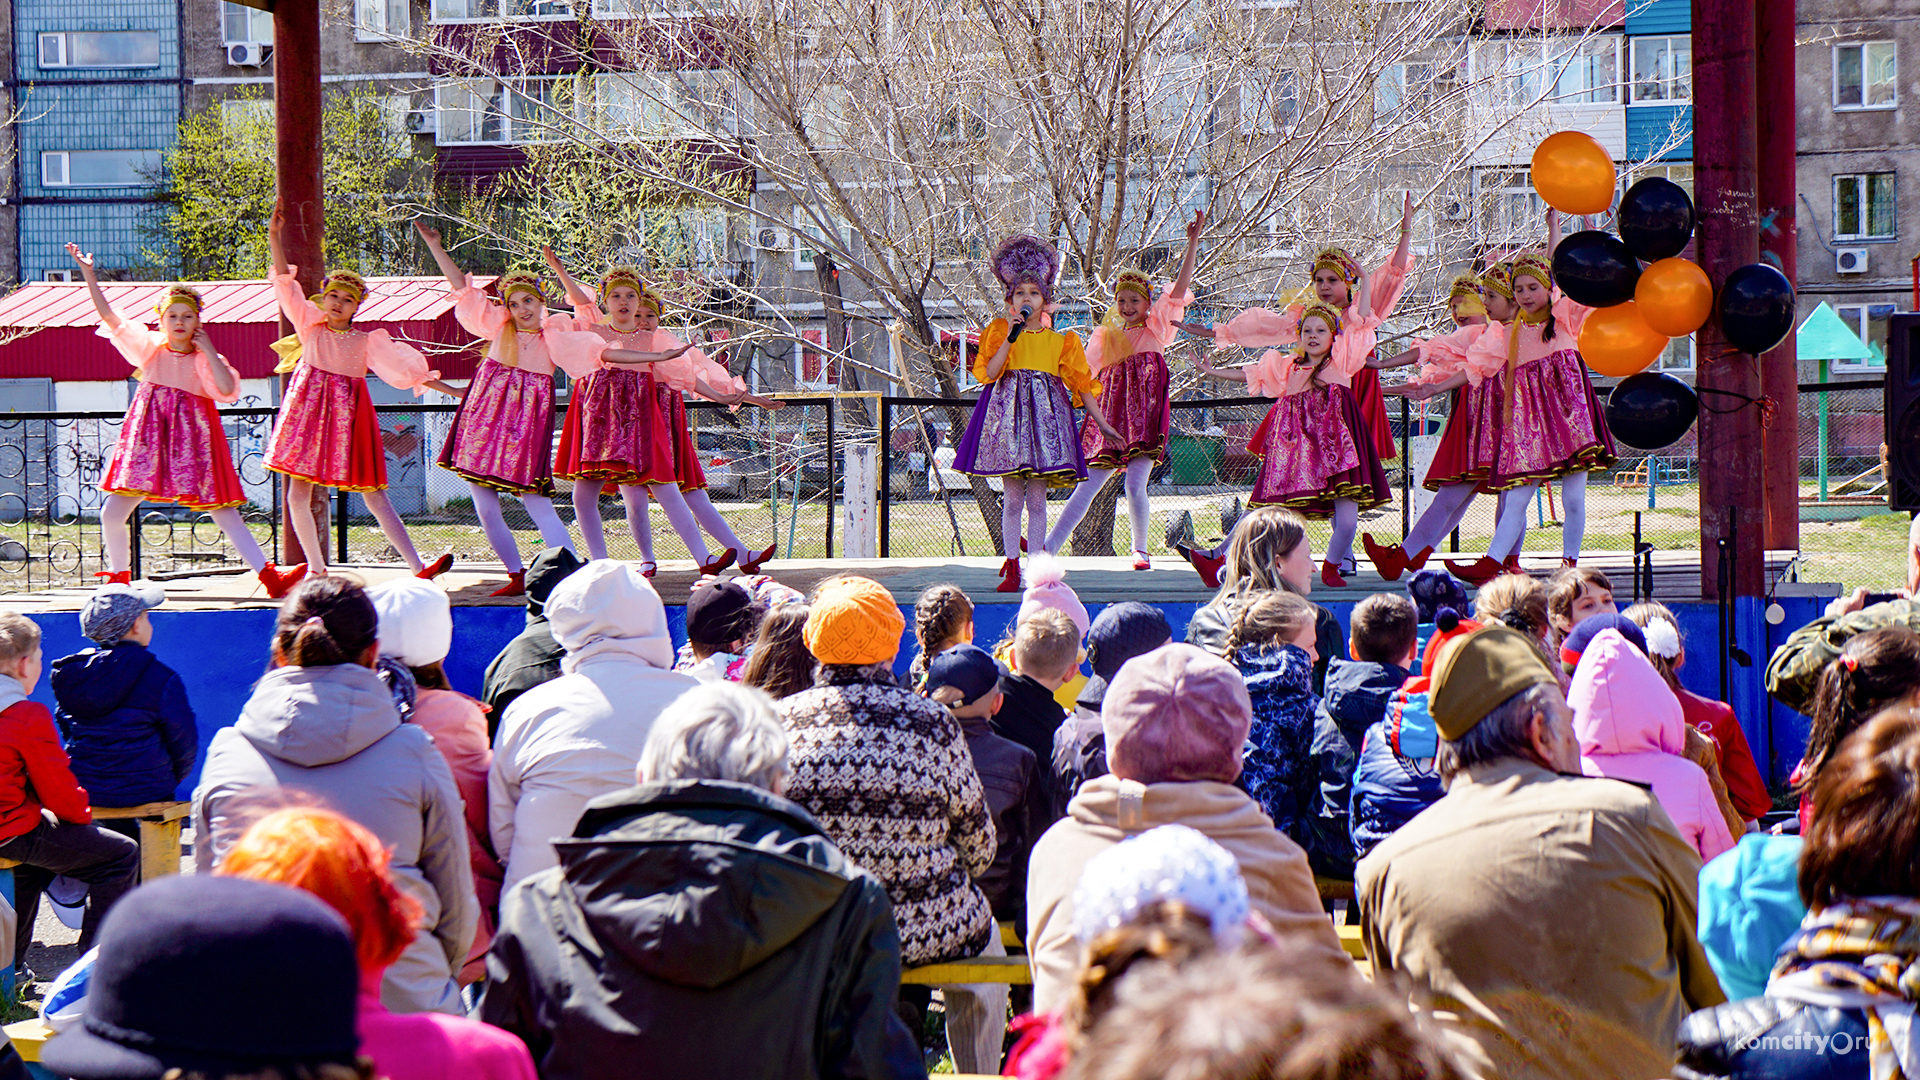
[{"x1": 1568, "y1": 630, "x2": 1737, "y2": 863}]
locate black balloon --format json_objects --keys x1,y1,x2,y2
[
  {"x1": 1607, "y1": 372, "x2": 1699, "y2": 450},
  {"x1": 1618, "y1": 178, "x2": 1696, "y2": 260},
  {"x1": 1552, "y1": 230, "x2": 1641, "y2": 308},
  {"x1": 1718, "y1": 263, "x2": 1796, "y2": 354}
]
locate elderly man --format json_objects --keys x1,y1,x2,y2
[
  {"x1": 489, "y1": 559, "x2": 700, "y2": 891},
  {"x1": 1767, "y1": 514, "x2": 1920, "y2": 713},
  {"x1": 1357, "y1": 624, "x2": 1725, "y2": 1080},
  {"x1": 1026, "y1": 641, "x2": 1344, "y2": 1015},
  {"x1": 482, "y1": 683, "x2": 922, "y2": 1080}
]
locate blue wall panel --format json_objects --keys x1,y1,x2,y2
[
  {"x1": 1627, "y1": 105, "x2": 1694, "y2": 161},
  {"x1": 19, "y1": 202, "x2": 163, "y2": 282},
  {"x1": 14, "y1": 0, "x2": 179, "y2": 78},
  {"x1": 1624, "y1": 0, "x2": 1689, "y2": 35}
]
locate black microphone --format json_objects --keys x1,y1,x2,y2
[{"x1": 1007, "y1": 304, "x2": 1034, "y2": 342}]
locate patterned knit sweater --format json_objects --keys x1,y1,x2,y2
[{"x1": 779, "y1": 665, "x2": 997, "y2": 966}]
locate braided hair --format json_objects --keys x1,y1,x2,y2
[
  {"x1": 908, "y1": 583, "x2": 975, "y2": 688},
  {"x1": 1221, "y1": 590, "x2": 1314, "y2": 662}
]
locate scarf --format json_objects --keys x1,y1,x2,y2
[{"x1": 1771, "y1": 896, "x2": 1920, "y2": 1079}]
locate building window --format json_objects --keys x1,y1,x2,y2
[
  {"x1": 792, "y1": 205, "x2": 851, "y2": 272},
  {"x1": 434, "y1": 77, "x2": 575, "y2": 144},
  {"x1": 37, "y1": 31, "x2": 161, "y2": 69},
  {"x1": 222, "y1": 3, "x2": 273, "y2": 45},
  {"x1": 592, "y1": 70, "x2": 738, "y2": 139},
  {"x1": 220, "y1": 98, "x2": 273, "y2": 129},
  {"x1": 1244, "y1": 70, "x2": 1299, "y2": 136},
  {"x1": 1476, "y1": 37, "x2": 1621, "y2": 108},
  {"x1": 1835, "y1": 41, "x2": 1896, "y2": 110},
  {"x1": 43, "y1": 270, "x2": 76, "y2": 283},
  {"x1": 1834, "y1": 172, "x2": 1895, "y2": 240},
  {"x1": 801, "y1": 84, "x2": 853, "y2": 148},
  {"x1": 432, "y1": 0, "x2": 570, "y2": 20},
  {"x1": 1833, "y1": 304, "x2": 1895, "y2": 370},
  {"x1": 41, "y1": 150, "x2": 162, "y2": 188},
  {"x1": 356, "y1": 0, "x2": 410, "y2": 39},
  {"x1": 1474, "y1": 169, "x2": 1546, "y2": 243},
  {"x1": 935, "y1": 98, "x2": 987, "y2": 144},
  {"x1": 1375, "y1": 62, "x2": 1435, "y2": 122},
  {"x1": 1629, "y1": 35, "x2": 1690, "y2": 103},
  {"x1": 1655, "y1": 335, "x2": 1695, "y2": 372}
]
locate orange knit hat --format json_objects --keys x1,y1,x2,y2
[{"x1": 802, "y1": 576, "x2": 906, "y2": 665}]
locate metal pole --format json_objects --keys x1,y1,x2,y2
[
  {"x1": 128, "y1": 503, "x2": 141, "y2": 578},
  {"x1": 878, "y1": 397, "x2": 892, "y2": 558},
  {"x1": 274, "y1": 0, "x2": 322, "y2": 566},
  {"x1": 335, "y1": 487, "x2": 348, "y2": 565},
  {"x1": 825, "y1": 398, "x2": 835, "y2": 559},
  {"x1": 1817, "y1": 359, "x2": 1831, "y2": 501},
  {"x1": 1757, "y1": 0, "x2": 1800, "y2": 551},
  {"x1": 1399, "y1": 397, "x2": 1411, "y2": 536}
]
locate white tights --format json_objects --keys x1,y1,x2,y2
[
  {"x1": 1325, "y1": 498, "x2": 1360, "y2": 570},
  {"x1": 1485, "y1": 474, "x2": 1585, "y2": 562},
  {"x1": 1046, "y1": 456, "x2": 1154, "y2": 555},
  {"x1": 576, "y1": 478, "x2": 717, "y2": 566},
  {"x1": 101, "y1": 494, "x2": 267, "y2": 574},
  {"x1": 470, "y1": 483, "x2": 573, "y2": 574},
  {"x1": 283, "y1": 480, "x2": 423, "y2": 576},
  {"x1": 1000, "y1": 476, "x2": 1049, "y2": 562}
]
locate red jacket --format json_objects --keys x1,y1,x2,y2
[
  {"x1": 1677, "y1": 688, "x2": 1773, "y2": 823},
  {"x1": 0, "y1": 699, "x2": 93, "y2": 842}
]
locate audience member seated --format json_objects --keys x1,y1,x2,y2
[
  {"x1": 1320, "y1": 593, "x2": 1417, "y2": 754},
  {"x1": 479, "y1": 546, "x2": 585, "y2": 734},
  {"x1": 51, "y1": 583, "x2": 196, "y2": 814},
  {"x1": 1786, "y1": 628, "x2": 1920, "y2": 833},
  {"x1": 1406, "y1": 569, "x2": 1470, "y2": 676},
  {"x1": 219, "y1": 807, "x2": 536, "y2": 1080},
  {"x1": 193, "y1": 577, "x2": 474, "y2": 1015},
  {"x1": 482, "y1": 682, "x2": 923, "y2": 1080},
  {"x1": 997, "y1": 610, "x2": 1078, "y2": 806},
  {"x1": 41, "y1": 875, "x2": 369, "y2": 1080},
  {"x1": 490, "y1": 560, "x2": 700, "y2": 893},
  {"x1": 778, "y1": 575, "x2": 1004, "y2": 1075},
  {"x1": 908, "y1": 583, "x2": 974, "y2": 691},
  {"x1": 1010, "y1": 555, "x2": 1091, "y2": 710},
  {"x1": 1695, "y1": 833, "x2": 1807, "y2": 1001},
  {"x1": 1625, "y1": 601, "x2": 1772, "y2": 827},
  {"x1": 924, "y1": 644, "x2": 1047, "y2": 926},
  {"x1": 1348, "y1": 609, "x2": 1480, "y2": 860},
  {"x1": 1055, "y1": 602, "x2": 1171, "y2": 815},
  {"x1": 1027, "y1": 642, "x2": 1344, "y2": 1015},
  {"x1": 676, "y1": 580, "x2": 765, "y2": 684},
  {"x1": 1359, "y1": 624, "x2": 1725, "y2": 1080},
  {"x1": 1185, "y1": 508, "x2": 1345, "y2": 692},
  {"x1": 1765, "y1": 514, "x2": 1920, "y2": 716},
  {"x1": 739, "y1": 602, "x2": 815, "y2": 701},
  {"x1": 1676, "y1": 706, "x2": 1920, "y2": 1080},
  {"x1": 1546, "y1": 565, "x2": 1617, "y2": 642},
  {"x1": 1473, "y1": 574, "x2": 1560, "y2": 685}
]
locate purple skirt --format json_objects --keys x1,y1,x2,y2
[
  {"x1": 1486, "y1": 349, "x2": 1618, "y2": 490},
  {"x1": 953, "y1": 367, "x2": 1087, "y2": 489},
  {"x1": 1081, "y1": 350, "x2": 1171, "y2": 468},
  {"x1": 1248, "y1": 383, "x2": 1390, "y2": 518},
  {"x1": 437, "y1": 358, "x2": 556, "y2": 496}
]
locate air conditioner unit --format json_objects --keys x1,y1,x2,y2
[
  {"x1": 1837, "y1": 247, "x2": 1870, "y2": 275},
  {"x1": 755, "y1": 227, "x2": 787, "y2": 249},
  {"x1": 227, "y1": 42, "x2": 270, "y2": 67},
  {"x1": 1440, "y1": 198, "x2": 1469, "y2": 222},
  {"x1": 404, "y1": 109, "x2": 435, "y2": 135}
]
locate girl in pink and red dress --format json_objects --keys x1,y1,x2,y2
[
  {"x1": 546, "y1": 253, "x2": 783, "y2": 577},
  {"x1": 417, "y1": 223, "x2": 690, "y2": 596},
  {"x1": 1195, "y1": 300, "x2": 1389, "y2": 588},
  {"x1": 265, "y1": 211, "x2": 465, "y2": 584},
  {"x1": 67, "y1": 244, "x2": 302, "y2": 597},
  {"x1": 1044, "y1": 210, "x2": 1203, "y2": 569}
]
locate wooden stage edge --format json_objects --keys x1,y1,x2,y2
[{"x1": 0, "y1": 551, "x2": 1830, "y2": 613}]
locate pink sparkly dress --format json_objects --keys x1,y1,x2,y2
[
  {"x1": 651, "y1": 333, "x2": 746, "y2": 492},
  {"x1": 265, "y1": 270, "x2": 440, "y2": 492},
  {"x1": 1082, "y1": 287, "x2": 1190, "y2": 468},
  {"x1": 1217, "y1": 258, "x2": 1413, "y2": 461},
  {"x1": 552, "y1": 315, "x2": 677, "y2": 488},
  {"x1": 1240, "y1": 337, "x2": 1390, "y2": 518},
  {"x1": 1462, "y1": 295, "x2": 1616, "y2": 489},
  {"x1": 1408, "y1": 321, "x2": 1500, "y2": 492},
  {"x1": 97, "y1": 322, "x2": 247, "y2": 510},
  {"x1": 438, "y1": 288, "x2": 611, "y2": 496}
]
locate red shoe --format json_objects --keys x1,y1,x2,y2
[
  {"x1": 639, "y1": 560, "x2": 657, "y2": 579},
  {"x1": 1561, "y1": 556, "x2": 1578, "y2": 569},
  {"x1": 1321, "y1": 560, "x2": 1348, "y2": 589},
  {"x1": 697, "y1": 550, "x2": 737, "y2": 576},
  {"x1": 1505, "y1": 554, "x2": 1526, "y2": 576},
  {"x1": 258, "y1": 562, "x2": 306, "y2": 600},
  {"x1": 1361, "y1": 534, "x2": 1409, "y2": 581},
  {"x1": 94, "y1": 570, "x2": 132, "y2": 585},
  {"x1": 1131, "y1": 549, "x2": 1152, "y2": 571},
  {"x1": 1186, "y1": 546, "x2": 1226, "y2": 589},
  {"x1": 1408, "y1": 546, "x2": 1434, "y2": 571},
  {"x1": 736, "y1": 543, "x2": 776, "y2": 575},
  {"x1": 1445, "y1": 556, "x2": 1507, "y2": 587},
  {"x1": 489, "y1": 571, "x2": 527, "y2": 598},
  {"x1": 996, "y1": 557, "x2": 1022, "y2": 593},
  {"x1": 415, "y1": 553, "x2": 454, "y2": 580}
]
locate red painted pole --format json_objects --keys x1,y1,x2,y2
[
  {"x1": 274, "y1": 0, "x2": 323, "y2": 566},
  {"x1": 1756, "y1": 0, "x2": 1799, "y2": 553},
  {"x1": 1693, "y1": 0, "x2": 1764, "y2": 598}
]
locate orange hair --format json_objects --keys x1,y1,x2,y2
[{"x1": 219, "y1": 807, "x2": 422, "y2": 975}]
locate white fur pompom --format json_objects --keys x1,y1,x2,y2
[
  {"x1": 1022, "y1": 551, "x2": 1067, "y2": 590},
  {"x1": 1643, "y1": 617, "x2": 1682, "y2": 659}
]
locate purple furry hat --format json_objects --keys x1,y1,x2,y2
[{"x1": 992, "y1": 234, "x2": 1060, "y2": 302}]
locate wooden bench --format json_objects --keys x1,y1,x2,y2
[
  {"x1": 900, "y1": 955, "x2": 1032, "y2": 986},
  {"x1": 1336, "y1": 923, "x2": 1367, "y2": 961},
  {"x1": 92, "y1": 801, "x2": 190, "y2": 883},
  {"x1": 6, "y1": 1018, "x2": 51, "y2": 1064}
]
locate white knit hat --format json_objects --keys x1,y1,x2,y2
[
  {"x1": 369, "y1": 576, "x2": 452, "y2": 668},
  {"x1": 1069, "y1": 824, "x2": 1250, "y2": 946}
]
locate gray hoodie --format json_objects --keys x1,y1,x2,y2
[{"x1": 191, "y1": 663, "x2": 477, "y2": 1016}]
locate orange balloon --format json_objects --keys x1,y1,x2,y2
[
  {"x1": 1578, "y1": 301, "x2": 1669, "y2": 377},
  {"x1": 1532, "y1": 131, "x2": 1617, "y2": 216},
  {"x1": 1634, "y1": 257, "x2": 1713, "y2": 336}
]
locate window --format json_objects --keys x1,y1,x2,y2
[
  {"x1": 43, "y1": 270, "x2": 75, "y2": 283},
  {"x1": 355, "y1": 0, "x2": 410, "y2": 39},
  {"x1": 1552, "y1": 38, "x2": 1621, "y2": 103},
  {"x1": 1475, "y1": 169, "x2": 1545, "y2": 243},
  {"x1": 592, "y1": 70, "x2": 738, "y2": 139},
  {"x1": 1833, "y1": 304, "x2": 1895, "y2": 370},
  {"x1": 935, "y1": 98, "x2": 987, "y2": 144},
  {"x1": 592, "y1": 0, "x2": 699, "y2": 15},
  {"x1": 1835, "y1": 41, "x2": 1896, "y2": 109},
  {"x1": 1655, "y1": 335, "x2": 1694, "y2": 372},
  {"x1": 220, "y1": 98, "x2": 272, "y2": 130},
  {"x1": 801, "y1": 84, "x2": 852, "y2": 148},
  {"x1": 1629, "y1": 35, "x2": 1690, "y2": 103},
  {"x1": 383, "y1": 94, "x2": 418, "y2": 155},
  {"x1": 1476, "y1": 37, "x2": 1621, "y2": 108},
  {"x1": 433, "y1": 0, "x2": 569, "y2": 20},
  {"x1": 42, "y1": 150, "x2": 161, "y2": 188},
  {"x1": 435, "y1": 77, "x2": 575, "y2": 143},
  {"x1": 1376, "y1": 189, "x2": 1434, "y2": 251},
  {"x1": 1244, "y1": 71, "x2": 1298, "y2": 136},
  {"x1": 37, "y1": 31, "x2": 161, "y2": 69},
  {"x1": 935, "y1": 199, "x2": 986, "y2": 263},
  {"x1": 1375, "y1": 62, "x2": 1433, "y2": 121},
  {"x1": 792, "y1": 205, "x2": 852, "y2": 271},
  {"x1": 1834, "y1": 172, "x2": 1895, "y2": 240},
  {"x1": 222, "y1": 3, "x2": 273, "y2": 44}
]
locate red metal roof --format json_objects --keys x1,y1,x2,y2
[{"x1": 0, "y1": 276, "x2": 496, "y2": 330}]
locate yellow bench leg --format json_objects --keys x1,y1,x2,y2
[{"x1": 136, "y1": 818, "x2": 182, "y2": 882}]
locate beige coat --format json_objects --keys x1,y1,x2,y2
[
  {"x1": 1024, "y1": 774, "x2": 1344, "y2": 1014},
  {"x1": 1358, "y1": 759, "x2": 1726, "y2": 1080}
]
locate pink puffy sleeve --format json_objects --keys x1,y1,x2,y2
[
  {"x1": 1413, "y1": 324, "x2": 1486, "y2": 384},
  {"x1": 1327, "y1": 324, "x2": 1378, "y2": 380},
  {"x1": 271, "y1": 269, "x2": 324, "y2": 338},
  {"x1": 543, "y1": 329, "x2": 612, "y2": 380},
  {"x1": 95, "y1": 320, "x2": 163, "y2": 370},
  {"x1": 451, "y1": 285, "x2": 509, "y2": 343},
  {"x1": 1243, "y1": 349, "x2": 1297, "y2": 398},
  {"x1": 1364, "y1": 254, "x2": 1415, "y2": 322},
  {"x1": 1461, "y1": 323, "x2": 1512, "y2": 387},
  {"x1": 1144, "y1": 286, "x2": 1193, "y2": 351},
  {"x1": 362, "y1": 330, "x2": 440, "y2": 395},
  {"x1": 1553, "y1": 293, "x2": 1593, "y2": 338},
  {"x1": 686, "y1": 344, "x2": 747, "y2": 397},
  {"x1": 1215, "y1": 307, "x2": 1298, "y2": 350}
]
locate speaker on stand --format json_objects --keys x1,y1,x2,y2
[{"x1": 1885, "y1": 313, "x2": 1920, "y2": 512}]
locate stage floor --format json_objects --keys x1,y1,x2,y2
[{"x1": 0, "y1": 549, "x2": 1818, "y2": 612}]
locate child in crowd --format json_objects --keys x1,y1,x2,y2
[
  {"x1": 997, "y1": 610, "x2": 1080, "y2": 807},
  {"x1": 1405, "y1": 569, "x2": 1470, "y2": 675},
  {"x1": 908, "y1": 583, "x2": 975, "y2": 690},
  {"x1": 1789, "y1": 627, "x2": 1920, "y2": 832},
  {"x1": 739, "y1": 604, "x2": 814, "y2": 701},
  {"x1": 51, "y1": 583, "x2": 196, "y2": 816},
  {"x1": 1474, "y1": 574, "x2": 1560, "y2": 686},
  {"x1": 677, "y1": 580, "x2": 766, "y2": 684},
  {"x1": 479, "y1": 546, "x2": 585, "y2": 733},
  {"x1": 1318, "y1": 593, "x2": 1417, "y2": 755},
  {"x1": 0, "y1": 609, "x2": 139, "y2": 974},
  {"x1": 1055, "y1": 602, "x2": 1172, "y2": 816},
  {"x1": 1350, "y1": 610, "x2": 1480, "y2": 860},
  {"x1": 924, "y1": 644, "x2": 1048, "y2": 926},
  {"x1": 1625, "y1": 601, "x2": 1772, "y2": 826},
  {"x1": 1011, "y1": 554, "x2": 1091, "y2": 710},
  {"x1": 1547, "y1": 566, "x2": 1616, "y2": 643}
]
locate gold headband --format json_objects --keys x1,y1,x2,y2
[
  {"x1": 1509, "y1": 253, "x2": 1553, "y2": 291},
  {"x1": 1449, "y1": 273, "x2": 1487, "y2": 316},
  {"x1": 1298, "y1": 299, "x2": 1343, "y2": 335},
  {"x1": 319, "y1": 270, "x2": 366, "y2": 305},
  {"x1": 1479, "y1": 265, "x2": 1515, "y2": 301},
  {"x1": 599, "y1": 266, "x2": 660, "y2": 313},
  {"x1": 498, "y1": 270, "x2": 546, "y2": 305},
  {"x1": 154, "y1": 285, "x2": 203, "y2": 317},
  {"x1": 1312, "y1": 247, "x2": 1361, "y2": 285},
  {"x1": 1111, "y1": 270, "x2": 1154, "y2": 302}
]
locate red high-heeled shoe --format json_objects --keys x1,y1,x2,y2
[
  {"x1": 697, "y1": 549, "x2": 737, "y2": 576},
  {"x1": 257, "y1": 562, "x2": 307, "y2": 600},
  {"x1": 94, "y1": 570, "x2": 132, "y2": 586},
  {"x1": 1445, "y1": 556, "x2": 1507, "y2": 587},
  {"x1": 415, "y1": 553, "x2": 454, "y2": 580},
  {"x1": 1361, "y1": 534, "x2": 1410, "y2": 581},
  {"x1": 1178, "y1": 543, "x2": 1226, "y2": 589},
  {"x1": 1321, "y1": 560, "x2": 1348, "y2": 589},
  {"x1": 996, "y1": 557, "x2": 1022, "y2": 593},
  {"x1": 489, "y1": 571, "x2": 526, "y2": 598},
  {"x1": 736, "y1": 543, "x2": 776, "y2": 575}
]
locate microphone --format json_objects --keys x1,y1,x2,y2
[{"x1": 1007, "y1": 304, "x2": 1034, "y2": 342}]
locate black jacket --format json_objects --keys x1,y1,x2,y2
[
  {"x1": 1674, "y1": 995, "x2": 1869, "y2": 1079},
  {"x1": 1316, "y1": 659, "x2": 1410, "y2": 755},
  {"x1": 480, "y1": 780, "x2": 925, "y2": 1080},
  {"x1": 1052, "y1": 676, "x2": 1112, "y2": 819},
  {"x1": 958, "y1": 714, "x2": 1047, "y2": 923},
  {"x1": 479, "y1": 547, "x2": 584, "y2": 735},
  {"x1": 50, "y1": 642, "x2": 196, "y2": 807},
  {"x1": 993, "y1": 674, "x2": 1065, "y2": 804}
]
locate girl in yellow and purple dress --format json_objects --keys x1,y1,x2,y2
[
  {"x1": 265, "y1": 209, "x2": 463, "y2": 583},
  {"x1": 954, "y1": 234, "x2": 1122, "y2": 592},
  {"x1": 66, "y1": 243, "x2": 302, "y2": 597},
  {"x1": 1197, "y1": 300, "x2": 1389, "y2": 588},
  {"x1": 1044, "y1": 210, "x2": 1203, "y2": 569},
  {"x1": 417, "y1": 223, "x2": 690, "y2": 596}
]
